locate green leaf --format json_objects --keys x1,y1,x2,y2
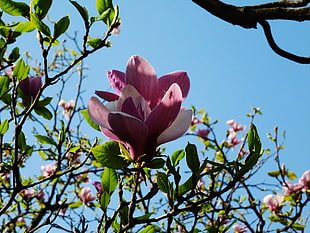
[
  {"x1": 96, "y1": 0, "x2": 113, "y2": 15},
  {"x1": 144, "y1": 158, "x2": 165, "y2": 169},
  {"x1": 32, "y1": 0, "x2": 52, "y2": 19},
  {"x1": 157, "y1": 172, "x2": 170, "y2": 194},
  {"x1": 68, "y1": 201, "x2": 83, "y2": 209},
  {"x1": 0, "y1": 0, "x2": 30, "y2": 17},
  {"x1": 0, "y1": 75, "x2": 11, "y2": 97},
  {"x1": 13, "y1": 58, "x2": 30, "y2": 81},
  {"x1": 69, "y1": 1, "x2": 89, "y2": 24},
  {"x1": 14, "y1": 21, "x2": 35, "y2": 33},
  {"x1": 99, "y1": 191, "x2": 110, "y2": 209},
  {"x1": 139, "y1": 225, "x2": 156, "y2": 233},
  {"x1": 247, "y1": 123, "x2": 261, "y2": 156},
  {"x1": 8, "y1": 47, "x2": 19, "y2": 62},
  {"x1": 267, "y1": 170, "x2": 281, "y2": 178},
  {"x1": 101, "y1": 167, "x2": 117, "y2": 194},
  {"x1": 0, "y1": 119, "x2": 9, "y2": 135},
  {"x1": 286, "y1": 171, "x2": 297, "y2": 180},
  {"x1": 87, "y1": 38, "x2": 102, "y2": 49},
  {"x1": 34, "y1": 106, "x2": 53, "y2": 120},
  {"x1": 34, "y1": 135, "x2": 57, "y2": 146},
  {"x1": 178, "y1": 177, "x2": 192, "y2": 196},
  {"x1": 291, "y1": 223, "x2": 306, "y2": 230},
  {"x1": 185, "y1": 142, "x2": 200, "y2": 175},
  {"x1": 92, "y1": 142, "x2": 129, "y2": 169},
  {"x1": 17, "y1": 131, "x2": 27, "y2": 152},
  {"x1": 80, "y1": 109, "x2": 100, "y2": 131},
  {"x1": 37, "y1": 97, "x2": 52, "y2": 107},
  {"x1": 54, "y1": 15, "x2": 70, "y2": 38},
  {"x1": 30, "y1": 13, "x2": 51, "y2": 37},
  {"x1": 171, "y1": 149, "x2": 185, "y2": 167}
]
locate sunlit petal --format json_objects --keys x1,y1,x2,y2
[
  {"x1": 107, "y1": 70, "x2": 126, "y2": 94},
  {"x1": 88, "y1": 97, "x2": 111, "y2": 128}
]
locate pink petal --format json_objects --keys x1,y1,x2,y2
[
  {"x1": 146, "y1": 83, "x2": 182, "y2": 139},
  {"x1": 157, "y1": 109, "x2": 192, "y2": 145},
  {"x1": 95, "y1": 90, "x2": 119, "y2": 102},
  {"x1": 158, "y1": 71, "x2": 190, "y2": 101},
  {"x1": 88, "y1": 97, "x2": 111, "y2": 128},
  {"x1": 121, "y1": 97, "x2": 143, "y2": 120},
  {"x1": 125, "y1": 55, "x2": 158, "y2": 106},
  {"x1": 108, "y1": 112, "x2": 148, "y2": 161},
  {"x1": 107, "y1": 70, "x2": 126, "y2": 94}
]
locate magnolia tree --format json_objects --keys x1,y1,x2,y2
[{"x1": 0, "y1": 0, "x2": 309, "y2": 233}]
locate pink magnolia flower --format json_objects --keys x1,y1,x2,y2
[
  {"x1": 226, "y1": 120, "x2": 246, "y2": 132},
  {"x1": 263, "y1": 193, "x2": 284, "y2": 211},
  {"x1": 227, "y1": 130, "x2": 242, "y2": 147},
  {"x1": 93, "y1": 181, "x2": 103, "y2": 195},
  {"x1": 197, "y1": 129, "x2": 210, "y2": 138},
  {"x1": 21, "y1": 189, "x2": 35, "y2": 197},
  {"x1": 282, "y1": 181, "x2": 303, "y2": 195},
  {"x1": 41, "y1": 163, "x2": 57, "y2": 177},
  {"x1": 19, "y1": 76, "x2": 42, "y2": 101},
  {"x1": 78, "y1": 187, "x2": 96, "y2": 203},
  {"x1": 233, "y1": 224, "x2": 247, "y2": 232},
  {"x1": 58, "y1": 99, "x2": 75, "y2": 119},
  {"x1": 88, "y1": 55, "x2": 192, "y2": 161},
  {"x1": 299, "y1": 170, "x2": 310, "y2": 190}
]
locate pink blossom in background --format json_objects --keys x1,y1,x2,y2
[
  {"x1": 88, "y1": 55, "x2": 192, "y2": 161},
  {"x1": 263, "y1": 193, "x2": 284, "y2": 211},
  {"x1": 93, "y1": 181, "x2": 103, "y2": 195},
  {"x1": 299, "y1": 170, "x2": 310, "y2": 190},
  {"x1": 226, "y1": 120, "x2": 246, "y2": 132},
  {"x1": 20, "y1": 189, "x2": 35, "y2": 197},
  {"x1": 227, "y1": 130, "x2": 242, "y2": 147},
  {"x1": 197, "y1": 128, "x2": 210, "y2": 138},
  {"x1": 41, "y1": 163, "x2": 57, "y2": 177},
  {"x1": 58, "y1": 99, "x2": 75, "y2": 119},
  {"x1": 282, "y1": 181, "x2": 303, "y2": 195},
  {"x1": 233, "y1": 224, "x2": 247, "y2": 232},
  {"x1": 191, "y1": 115, "x2": 202, "y2": 126},
  {"x1": 78, "y1": 187, "x2": 96, "y2": 203}
]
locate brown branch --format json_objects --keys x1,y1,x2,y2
[{"x1": 259, "y1": 20, "x2": 310, "y2": 64}]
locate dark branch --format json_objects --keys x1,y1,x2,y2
[{"x1": 259, "y1": 20, "x2": 310, "y2": 64}]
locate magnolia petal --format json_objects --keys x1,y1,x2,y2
[
  {"x1": 107, "y1": 70, "x2": 126, "y2": 94},
  {"x1": 125, "y1": 55, "x2": 158, "y2": 106},
  {"x1": 88, "y1": 97, "x2": 111, "y2": 128},
  {"x1": 157, "y1": 109, "x2": 192, "y2": 145},
  {"x1": 100, "y1": 126, "x2": 121, "y2": 142},
  {"x1": 146, "y1": 83, "x2": 182, "y2": 138},
  {"x1": 108, "y1": 112, "x2": 148, "y2": 160},
  {"x1": 95, "y1": 90, "x2": 119, "y2": 102},
  {"x1": 121, "y1": 97, "x2": 143, "y2": 120},
  {"x1": 158, "y1": 71, "x2": 190, "y2": 101}
]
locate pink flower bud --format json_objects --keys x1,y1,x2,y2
[
  {"x1": 299, "y1": 170, "x2": 310, "y2": 190},
  {"x1": 78, "y1": 187, "x2": 96, "y2": 203},
  {"x1": 263, "y1": 193, "x2": 283, "y2": 211},
  {"x1": 282, "y1": 181, "x2": 303, "y2": 195},
  {"x1": 93, "y1": 181, "x2": 104, "y2": 194},
  {"x1": 197, "y1": 129, "x2": 210, "y2": 138},
  {"x1": 226, "y1": 120, "x2": 246, "y2": 132},
  {"x1": 41, "y1": 163, "x2": 57, "y2": 177},
  {"x1": 233, "y1": 224, "x2": 247, "y2": 232}
]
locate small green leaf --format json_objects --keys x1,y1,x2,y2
[
  {"x1": 267, "y1": 170, "x2": 281, "y2": 178},
  {"x1": 54, "y1": 15, "x2": 70, "y2": 38},
  {"x1": 144, "y1": 158, "x2": 165, "y2": 169},
  {"x1": 34, "y1": 106, "x2": 53, "y2": 120},
  {"x1": 34, "y1": 135, "x2": 57, "y2": 146},
  {"x1": 139, "y1": 225, "x2": 156, "y2": 233},
  {"x1": 18, "y1": 131, "x2": 27, "y2": 152},
  {"x1": 185, "y1": 142, "x2": 200, "y2": 175},
  {"x1": 36, "y1": 97, "x2": 52, "y2": 107},
  {"x1": 87, "y1": 38, "x2": 102, "y2": 49},
  {"x1": 171, "y1": 149, "x2": 185, "y2": 167},
  {"x1": 96, "y1": 0, "x2": 113, "y2": 15},
  {"x1": 13, "y1": 58, "x2": 30, "y2": 81},
  {"x1": 8, "y1": 47, "x2": 19, "y2": 62},
  {"x1": 178, "y1": 177, "x2": 192, "y2": 196},
  {"x1": 30, "y1": 13, "x2": 51, "y2": 37},
  {"x1": 92, "y1": 141, "x2": 129, "y2": 169},
  {"x1": 101, "y1": 167, "x2": 117, "y2": 195},
  {"x1": 0, "y1": 75, "x2": 11, "y2": 97},
  {"x1": 247, "y1": 123, "x2": 261, "y2": 156},
  {"x1": 157, "y1": 172, "x2": 170, "y2": 194},
  {"x1": 0, "y1": 119, "x2": 9, "y2": 135},
  {"x1": 286, "y1": 171, "x2": 297, "y2": 180},
  {"x1": 32, "y1": 0, "x2": 52, "y2": 19},
  {"x1": 99, "y1": 191, "x2": 110, "y2": 209},
  {"x1": 291, "y1": 223, "x2": 306, "y2": 230},
  {"x1": 0, "y1": 0, "x2": 30, "y2": 17},
  {"x1": 80, "y1": 109, "x2": 100, "y2": 131},
  {"x1": 69, "y1": 1, "x2": 89, "y2": 24},
  {"x1": 68, "y1": 201, "x2": 83, "y2": 209}
]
